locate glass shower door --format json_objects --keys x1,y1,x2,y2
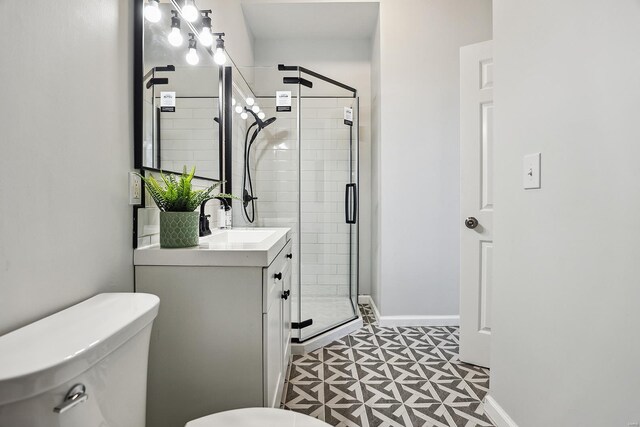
[{"x1": 298, "y1": 74, "x2": 359, "y2": 341}]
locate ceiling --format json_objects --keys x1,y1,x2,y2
[{"x1": 240, "y1": 1, "x2": 379, "y2": 40}]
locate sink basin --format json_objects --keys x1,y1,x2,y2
[
  {"x1": 134, "y1": 228, "x2": 291, "y2": 267},
  {"x1": 203, "y1": 229, "x2": 275, "y2": 244}
]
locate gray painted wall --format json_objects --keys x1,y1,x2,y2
[
  {"x1": 376, "y1": 0, "x2": 492, "y2": 316},
  {"x1": 0, "y1": 0, "x2": 134, "y2": 335},
  {"x1": 489, "y1": 0, "x2": 640, "y2": 425}
]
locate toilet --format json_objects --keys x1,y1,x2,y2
[
  {"x1": 0, "y1": 293, "x2": 330, "y2": 427},
  {"x1": 186, "y1": 408, "x2": 331, "y2": 427},
  {"x1": 0, "y1": 293, "x2": 160, "y2": 426}
]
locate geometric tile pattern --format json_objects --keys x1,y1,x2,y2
[{"x1": 283, "y1": 304, "x2": 494, "y2": 427}]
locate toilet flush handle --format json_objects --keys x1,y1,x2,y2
[{"x1": 54, "y1": 384, "x2": 88, "y2": 414}]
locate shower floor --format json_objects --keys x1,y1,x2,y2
[{"x1": 292, "y1": 296, "x2": 358, "y2": 340}]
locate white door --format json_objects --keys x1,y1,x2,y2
[{"x1": 459, "y1": 40, "x2": 493, "y2": 368}]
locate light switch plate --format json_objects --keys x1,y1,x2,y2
[
  {"x1": 129, "y1": 172, "x2": 142, "y2": 205},
  {"x1": 523, "y1": 153, "x2": 541, "y2": 189}
]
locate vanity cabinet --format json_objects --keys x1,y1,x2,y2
[{"x1": 135, "y1": 234, "x2": 292, "y2": 427}]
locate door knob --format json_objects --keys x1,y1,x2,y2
[
  {"x1": 465, "y1": 217, "x2": 479, "y2": 229},
  {"x1": 274, "y1": 272, "x2": 282, "y2": 281}
]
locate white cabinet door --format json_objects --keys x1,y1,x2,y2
[
  {"x1": 460, "y1": 40, "x2": 493, "y2": 368},
  {"x1": 264, "y1": 269, "x2": 283, "y2": 408},
  {"x1": 263, "y1": 241, "x2": 292, "y2": 408},
  {"x1": 281, "y1": 252, "x2": 293, "y2": 376}
]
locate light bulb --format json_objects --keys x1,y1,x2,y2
[
  {"x1": 246, "y1": 97, "x2": 255, "y2": 106},
  {"x1": 213, "y1": 48, "x2": 227, "y2": 65},
  {"x1": 241, "y1": 112, "x2": 248, "y2": 120},
  {"x1": 232, "y1": 97, "x2": 236, "y2": 106},
  {"x1": 144, "y1": 0, "x2": 161, "y2": 22},
  {"x1": 235, "y1": 105, "x2": 243, "y2": 114},
  {"x1": 181, "y1": 0, "x2": 199, "y2": 22},
  {"x1": 252, "y1": 105, "x2": 260, "y2": 113},
  {"x1": 199, "y1": 27, "x2": 213, "y2": 47},
  {"x1": 186, "y1": 47, "x2": 199, "y2": 65},
  {"x1": 168, "y1": 27, "x2": 183, "y2": 47},
  {"x1": 258, "y1": 112, "x2": 266, "y2": 120}
]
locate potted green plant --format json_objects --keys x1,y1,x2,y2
[{"x1": 138, "y1": 166, "x2": 221, "y2": 248}]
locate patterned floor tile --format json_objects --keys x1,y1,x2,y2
[
  {"x1": 325, "y1": 381, "x2": 364, "y2": 406},
  {"x1": 324, "y1": 362, "x2": 359, "y2": 384},
  {"x1": 406, "y1": 404, "x2": 458, "y2": 427},
  {"x1": 285, "y1": 305, "x2": 494, "y2": 427},
  {"x1": 360, "y1": 381, "x2": 403, "y2": 406},
  {"x1": 324, "y1": 347, "x2": 355, "y2": 364},
  {"x1": 289, "y1": 361, "x2": 324, "y2": 384},
  {"x1": 326, "y1": 404, "x2": 369, "y2": 427},
  {"x1": 365, "y1": 404, "x2": 412, "y2": 427},
  {"x1": 355, "y1": 361, "x2": 394, "y2": 383},
  {"x1": 285, "y1": 381, "x2": 324, "y2": 408},
  {"x1": 388, "y1": 362, "x2": 429, "y2": 384},
  {"x1": 396, "y1": 381, "x2": 441, "y2": 405},
  {"x1": 350, "y1": 334, "x2": 379, "y2": 349}
]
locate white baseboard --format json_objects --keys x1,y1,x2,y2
[
  {"x1": 484, "y1": 395, "x2": 519, "y2": 427},
  {"x1": 358, "y1": 295, "x2": 459, "y2": 327}
]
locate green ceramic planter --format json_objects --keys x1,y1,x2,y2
[{"x1": 159, "y1": 211, "x2": 199, "y2": 248}]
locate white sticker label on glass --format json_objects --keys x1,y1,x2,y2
[
  {"x1": 344, "y1": 107, "x2": 353, "y2": 126},
  {"x1": 276, "y1": 91, "x2": 292, "y2": 112},
  {"x1": 160, "y1": 92, "x2": 176, "y2": 112}
]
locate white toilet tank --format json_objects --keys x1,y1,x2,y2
[{"x1": 0, "y1": 293, "x2": 160, "y2": 427}]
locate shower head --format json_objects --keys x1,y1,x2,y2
[
  {"x1": 244, "y1": 107, "x2": 276, "y2": 130},
  {"x1": 262, "y1": 117, "x2": 277, "y2": 128}
]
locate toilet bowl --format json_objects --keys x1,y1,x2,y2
[
  {"x1": 0, "y1": 293, "x2": 159, "y2": 427},
  {"x1": 186, "y1": 408, "x2": 331, "y2": 427}
]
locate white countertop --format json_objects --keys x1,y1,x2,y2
[{"x1": 134, "y1": 228, "x2": 291, "y2": 267}]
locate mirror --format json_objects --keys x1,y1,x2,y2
[{"x1": 135, "y1": 0, "x2": 222, "y2": 181}]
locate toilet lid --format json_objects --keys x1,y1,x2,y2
[{"x1": 185, "y1": 408, "x2": 331, "y2": 427}]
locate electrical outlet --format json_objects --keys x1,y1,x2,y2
[{"x1": 129, "y1": 172, "x2": 142, "y2": 205}]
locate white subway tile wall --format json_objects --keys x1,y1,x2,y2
[
  {"x1": 251, "y1": 98, "x2": 356, "y2": 305},
  {"x1": 157, "y1": 97, "x2": 220, "y2": 179}
]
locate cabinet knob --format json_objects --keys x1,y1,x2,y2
[
  {"x1": 274, "y1": 272, "x2": 282, "y2": 281},
  {"x1": 281, "y1": 290, "x2": 290, "y2": 300},
  {"x1": 286, "y1": 253, "x2": 293, "y2": 259}
]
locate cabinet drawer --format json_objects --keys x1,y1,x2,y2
[{"x1": 263, "y1": 240, "x2": 292, "y2": 314}]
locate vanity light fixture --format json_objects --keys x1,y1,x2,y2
[
  {"x1": 251, "y1": 105, "x2": 260, "y2": 114},
  {"x1": 245, "y1": 97, "x2": 255, "y2": 106},
  {"x1": 235, "y1": 105, "x2": 243, "y2": 114},
  {"x1": 199, "y1": 10, "x2": 213, "y2": 47},
  {"x1": 213, "y1": 33, "x2": 227, "y2": 65},
  {"x1": 181, "y1": 0, "x2": 199, "y2": 22},
  {"x1": 144, "y1": 0, "x2": 161, "y2": 22},
  {"x1": 168, "y1": 11, "x2": 183, "y2": 47},
  {"x1": 186, "y1": 33, "x2": 200, "y2": 65},
  {"x1": 240, "y1": 112, "x2": 248, "y2": 120},
  {"x1": 257, "y1": 112, "x2": 266, "y2": 120}
]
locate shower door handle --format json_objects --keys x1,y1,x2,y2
[{"x1": 345, "y1": 183, "x2": 357, "y2": 224}]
